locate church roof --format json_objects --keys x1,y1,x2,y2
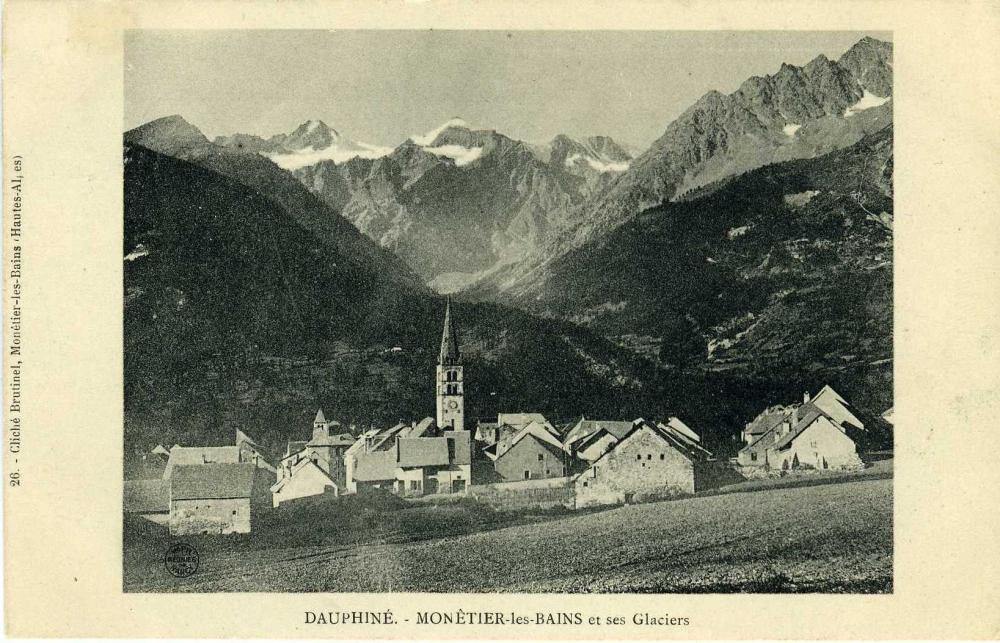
[
  {"x1": 438, "y1": 297, "x2": 461, "y2": 365},
  {"x1": 314, "y1": 408, "x2": 327, "y2": 424}
]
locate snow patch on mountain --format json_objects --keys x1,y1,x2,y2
[
  {"x1": 565, "y1": 153, "x2": 629, "y2": 173},
  {"x1": 424, "y1": 143, "x2": 483, "y2": 166},
  {"x1": 844, "y1": 90, "x2": 890, "y2": 117},
  {"x1": 412, "y1": 118, "x2": 470, "y2": 146},
  {"x1": 783, "y1": 123, "x2": 802, "y2": 137},
  {"x1": 783, "y1": 190, "x2": 821, "y2": 207},
  {"x1": 125, "y1": 243, "x2": 150, "y2": 261},
  {"x1": 727, "y1": 225, "x2": 750, "y2": 239},
  {"x1": 266, "y1": 140, "x2": 393, "y2": 170}
]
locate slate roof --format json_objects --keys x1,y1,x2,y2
[
  {"x1": 498, "y1": 412, "x2": 549, "y2": 428},
  {"x1": 588, "y1": 419, "x2": 714, "y2": 468},
  {"x1": 563, "y1": 417, "x2": 635, "y2": 450},
  {"x1": 163, "y1": 446, "x2": 240, "y2": 478},
  {"x1": 495, "y1": 421, "x2": 563, "y2": 460},
  {"x1": 353, "y1": 450, "x2": 398, "y2": 482},
  {"x1": 408, "y1": 417, "x2": 437, "y2": 439},
  {"x1": 170, "y1": 463, "x2": 258, "y2": 501},
  {"x1": 397, "y1": 437, "x2": 450, "y2": 468},
  {"x1": 811, "y1": 385, "x2": 865, "y2": 430},
  {"x1": 772, "y1": 403, "x2": 832, "y2": 451},
  {"x1": 271, "y1": 458, "x2": 336, "y2": 494},
  {"x1": 575, "y1": 427, "x2": 618, "y2": 454},
  {"x1": 123, "y1": 479, "x2": 170, "y2": 513},
  {"x1": 663, "y1": 417, "x2": 701, "y2": 443},
  {"x1": 438, "y1": 297, "x2": 461, "y2": 365},
  {"x1": 370, "y1": 423, "x2": 408, "y2": 451},
  {"x1": 745, "y1": 407, "x2": 791, "y2": 436}
]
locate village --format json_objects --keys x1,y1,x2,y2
[{"x1": 124, "y1": 300, "x2": 888, "y2": 536}]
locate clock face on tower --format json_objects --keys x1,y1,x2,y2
[{"x1": 448, "y1": 400, "x2": 458, "y2": 410}]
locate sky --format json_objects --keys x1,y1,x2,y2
[{"x1": 125, "y1": 30, "x2": 891, "y2": 149}]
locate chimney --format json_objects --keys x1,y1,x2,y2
[{"x1": 804, "y1": 391, "x2": 811, "y2": 403}]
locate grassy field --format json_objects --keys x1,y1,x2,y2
[{"x1": 124, "y1": 475, "x2": 891, "y2": 593}]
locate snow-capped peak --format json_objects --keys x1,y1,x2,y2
[
  {"x1": 844, "y1": 90, "x2": 890, "y2": 117},
  {"x1": 411, "y1": 118, "x2": 470, "y2": 146}
]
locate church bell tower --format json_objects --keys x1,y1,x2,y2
[{"x1": 436, "y1": 297, "x2": 464, "y2": 432}]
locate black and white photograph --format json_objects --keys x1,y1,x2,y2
[{"x1": 120, "y1": 29, "x2": 894, "y2": 594}]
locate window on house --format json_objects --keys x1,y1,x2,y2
[
  {"x1": 660, "y1": 453, "x2": 665, "y2": 460},
  {"x1": 751, "y1": 452, "x2": 758, "y2": 461},
  {"x1": 537, "y1": 453, "x2": 543, "y2": 461},
  {"x1": 232, "y1": 510, "x2": 237, "y2": 515},
  {"x1": 524, "y1": 470, "x2": 531, "y2": 480},
  {"x1": 545, "y1": 469, "x2": 550, "y2": 475},
  {"x1": 583, "y1": 481, "x2": 588, "y2": 487},
  {"x1": 647, "y1": 454, "x2": 652, "y2": 460},
  {"x1": 636, "y1": 454, "x2": 642, "y2": 460}
]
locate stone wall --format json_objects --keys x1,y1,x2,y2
[
  {"x1": 468, "y1": 477, "x2": 574, "y2": 510},
  {"x1": 170, "y1": 497, "x2": 250, "y2": 535}
]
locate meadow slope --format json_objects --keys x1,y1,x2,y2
[{"x1": 126, "y1": 477, "x2": 891, "y2": 593}]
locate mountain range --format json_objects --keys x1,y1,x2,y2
[
  {"x1": 123, "y1": 35, "x2": 893, "y2": 458},
  {"x1": 215, "y1": 117, "x2": 636, "y2": 290}
]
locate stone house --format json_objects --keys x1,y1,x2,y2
[
  {"x1": 396, "y1": 430, "x2": 473, "y2": 496},
  {"x1": 738, "y1": 387, "x2": 864, "y2": 470},
  {"x1": 768, "y1": 405, "x2": 862, "y2": 470},
  {"x1": 352, "y1": 449, "x2": 398, "y2": 493},
  {"x1": 163, "y1": 430, "x2": 275, "y2": 480},
  {"x1": 487, "y1": 421, "x2": 568, "y2": 482},
  {"x1": 348, "y1": 420, "x2": 473, "y2": 497},
  {"x1": 574, "y1": 418, "x2": 714, "y2": 508},
  {"x1": 475, "y1": 413, "x2": 555, "y2": 447},
  {"x1": 344, "y1": 428, "x2": 382, "y2": 494},
  {"x1": 276, "y1": 409, "x2": 355, "y2": 494},
  {"x1": 270, "y1": 458, "x2": 339, "y2": 507},
  {"x1": 169, "y1": 462, "x2": 273, "y2": 535},
  {"x1": 562, "y1": 418, "x2": 639, "y2": 470}
]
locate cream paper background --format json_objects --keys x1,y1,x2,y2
[{"x1": 3, "y1": 0, "x2": 999, "y2": 638}]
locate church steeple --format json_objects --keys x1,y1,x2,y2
[
  {"x1": 438, "y1": 296, "x2": 461, "y2": 365},
  {"x1": 435, "y1": 297, "x2": 465, "y2": 431}
]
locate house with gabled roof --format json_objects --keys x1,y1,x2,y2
[
  {"x1": 396, "y1": 431, "x2": 472, "y2": 496},
  {"x1": 273, "y1": 409, "x2": 356, "y2": 505},
  {"x1": 163, "y1": 446, "x2": 241, "y2": 478},
  {"x1": 169, "y1": 462, "x2": 273, "y2": 535},
  {"x1": 574, "y1": 418, "x2": 714, "y2": 508},
  {"x1": 563, "y1": 417, "x2": 634, "y2": 450},
  {"x1": 488, "y1": 420, "x2": 568, "y2": 482},
  {"x1": 352, "y1": 449, "x2": 398, "y2": 493},
  {"x1": 270, "y1": 457, "x2": 339, "y2": 507},
  {"x1": 768, "y1": 403, "x2": 862, "y2": 471},
  {"x1": 738, "y1": 392, "x2": 863, "y2": 471},
  {"x1": 809, "y1": 385, "x2": 865, "y2": 432}
]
